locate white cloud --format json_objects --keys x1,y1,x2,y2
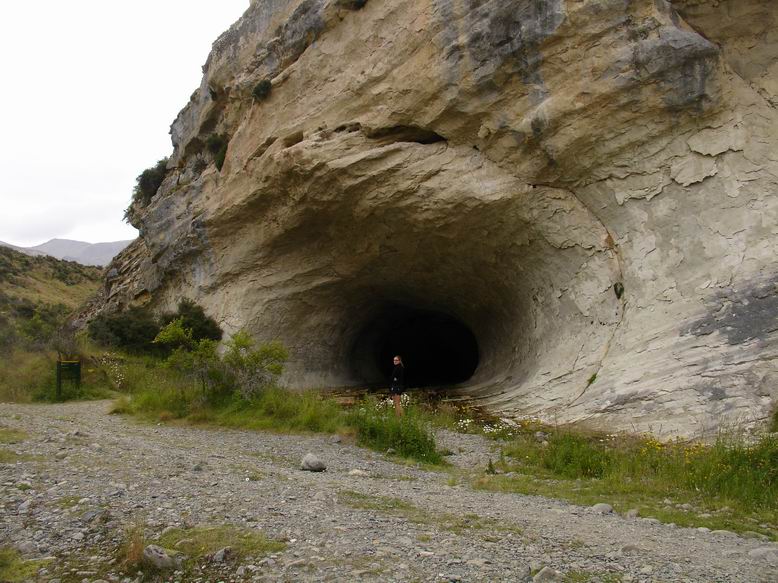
[{"x1": 0, "y1": 0, "x2": 249, "y2": 247}]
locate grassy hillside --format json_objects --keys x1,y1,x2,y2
[
  {"x1": 0, "y1": 245, "x2": 101, "y2": 313},
  {"x1": 0, "y1": 246, "x2": 104, "y2": 401}
]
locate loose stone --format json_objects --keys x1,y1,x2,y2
[{"x1": 300, "y1": 453, "x2": 326, "y2": 472}]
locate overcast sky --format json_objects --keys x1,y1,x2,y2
[{"x1": 0, "y1": 0, "x2": 248, "y2": 247}]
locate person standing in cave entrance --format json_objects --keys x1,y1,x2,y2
[{"x1": 390, "y1": 355, "x2": 405, "y2": 417}]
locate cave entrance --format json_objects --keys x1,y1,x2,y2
[{"x1": 352, "y1": 304, "x2": 480, "y2": 388}]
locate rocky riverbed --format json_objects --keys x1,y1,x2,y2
[{"x1": 1, "y1": 401, "x2": 776, "y2": 582}]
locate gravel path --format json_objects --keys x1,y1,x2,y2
[{"x1": 1, "y1": 401, "x2": 776, "y2": 582}]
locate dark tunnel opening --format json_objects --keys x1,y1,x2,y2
[{"x1": 351, "y1": 304, "x2": 480, "y2": 388}]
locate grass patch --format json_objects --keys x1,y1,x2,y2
[
  {"x1": 56, "y1": 495, "x2": 82, "y2": 509},
  {"x1": 0, "y1": 449, "x2": 24, "y2": 464},
  {"x1": 0, "y1": 428, "x2": 27, "y2": 443},
  {"x1": 337, "y1": 490, "x2": 521, "y2": 537},
  {"x1": 470, "y1": 427, "x2": 778, "y2": 539},
  {"x1": 157, "y1": 525, "x2": 285, "y2": 566},
  {"x1": 563, "y1": 571, "x2": 623, "y2": 583},
  {"x1": 213, "y1": 389, "x2": 346, "y2": 433},
  {"x1": 0, "y1": 548, "x2": 51, "y2": 582}
]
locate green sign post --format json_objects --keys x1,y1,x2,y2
[{"x1": 56, "y1": 360, "x2": 81, "y2": 400}]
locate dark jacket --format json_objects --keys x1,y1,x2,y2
[{"x1": 391, "y1": 364, "x2": 405, "y2": 391}]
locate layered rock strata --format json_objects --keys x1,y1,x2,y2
[{"x1": 106, "y1": 0, "x2": 778, "y2": 437}]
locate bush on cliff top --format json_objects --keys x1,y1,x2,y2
[
  {"x1": 124, "y1": 158, "x2": 169, "y2": 223},
  {"x1": 133, "y1": 159, "x2": 168, "y2": 206}
]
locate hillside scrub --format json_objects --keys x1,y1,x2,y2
[
  {"x1": 0, "y1": 246, "x2": 111, "y2": 402},
  {"x1": 0, "y1": 246, "x2": 101, "y2": 345}
]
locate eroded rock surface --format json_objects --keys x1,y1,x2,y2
[{"x1": 104, "y1": 0, "x2": 777, "y2": 437}]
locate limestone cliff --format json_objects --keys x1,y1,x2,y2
[{"x1": 106, "y1": 0, "x2": 778, "y2": 437}]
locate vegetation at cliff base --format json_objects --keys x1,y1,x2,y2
[
  {"x1": 106, "y1": 315, "x2": 442, "y2": 464},
  {"x1": 87, "y1": 298, "x2": 222, "y2": 355},
  {"x1": 451, "y1": 417, "x2": 778, "y2": 539}
]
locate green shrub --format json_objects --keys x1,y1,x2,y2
[
  {"x1": 153, "y1": 317, "x2": 192, "y2": 350},
  {"x1": 17, "y1": 305, "x2": 69, "y2": 348},
  {"x1": 223, "y1": 331, "x2": 287, "y2": 398},
  {"x1": 338, "y1": 0, "x2": 368, "y2": 9},
  {"x1": 206, "y1": 134, "x2": 229, "y2": 171},
  {"x1": 0, "y1": 315, "x2": 16, "y2": 349},
  {"x1": 252, "y1": 79, "x2": 272, "y2": 101},
  {"x1": 165, "y1": 339, "x2": 231, "y2": 403}
]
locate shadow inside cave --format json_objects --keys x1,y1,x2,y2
[{"x1": 350, "y1": 303, "x2": 480, "y2": 388}]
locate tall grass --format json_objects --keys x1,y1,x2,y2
[
  {"x1": 0, "y1": 349, "x2": 114, "y2": 403},
  {"x1": 213, "y1": 388, "x2": 346, "y2": 433},
  {"x1": 501, "y1": 429, "x2": 778, "y2": 513},
  {"x1": 112, "y1": 360, "x2": 443, "y2": 464}
]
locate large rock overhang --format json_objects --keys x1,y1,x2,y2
[{"x1": 104, "y1": 0, "x2": 778, "y2": 437}]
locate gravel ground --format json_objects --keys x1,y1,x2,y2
[{"x1": 1, "y1": 401, "x2": 776, "y2": 582}]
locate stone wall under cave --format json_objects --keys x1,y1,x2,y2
[{"x1": 98, "y1": 0, "x2": 778, "y2": 437}]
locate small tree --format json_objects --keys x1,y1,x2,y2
[
  {"x1": 153, "y1": 318, "x2": 193, "y2": 350},
  {"x1": 223, "y1": 331, "x2": 288, "y2": 399},
  {"x1": 166, "y1": 338, "x2": 222, "y2": 400}
]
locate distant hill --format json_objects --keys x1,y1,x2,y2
[{"x1": 0, "y1": 238, "x2": 132, "y2": 266}]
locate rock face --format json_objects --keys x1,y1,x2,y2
[{"x1": 105, "y1": 0, "x2": 777, "y2": 437}]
